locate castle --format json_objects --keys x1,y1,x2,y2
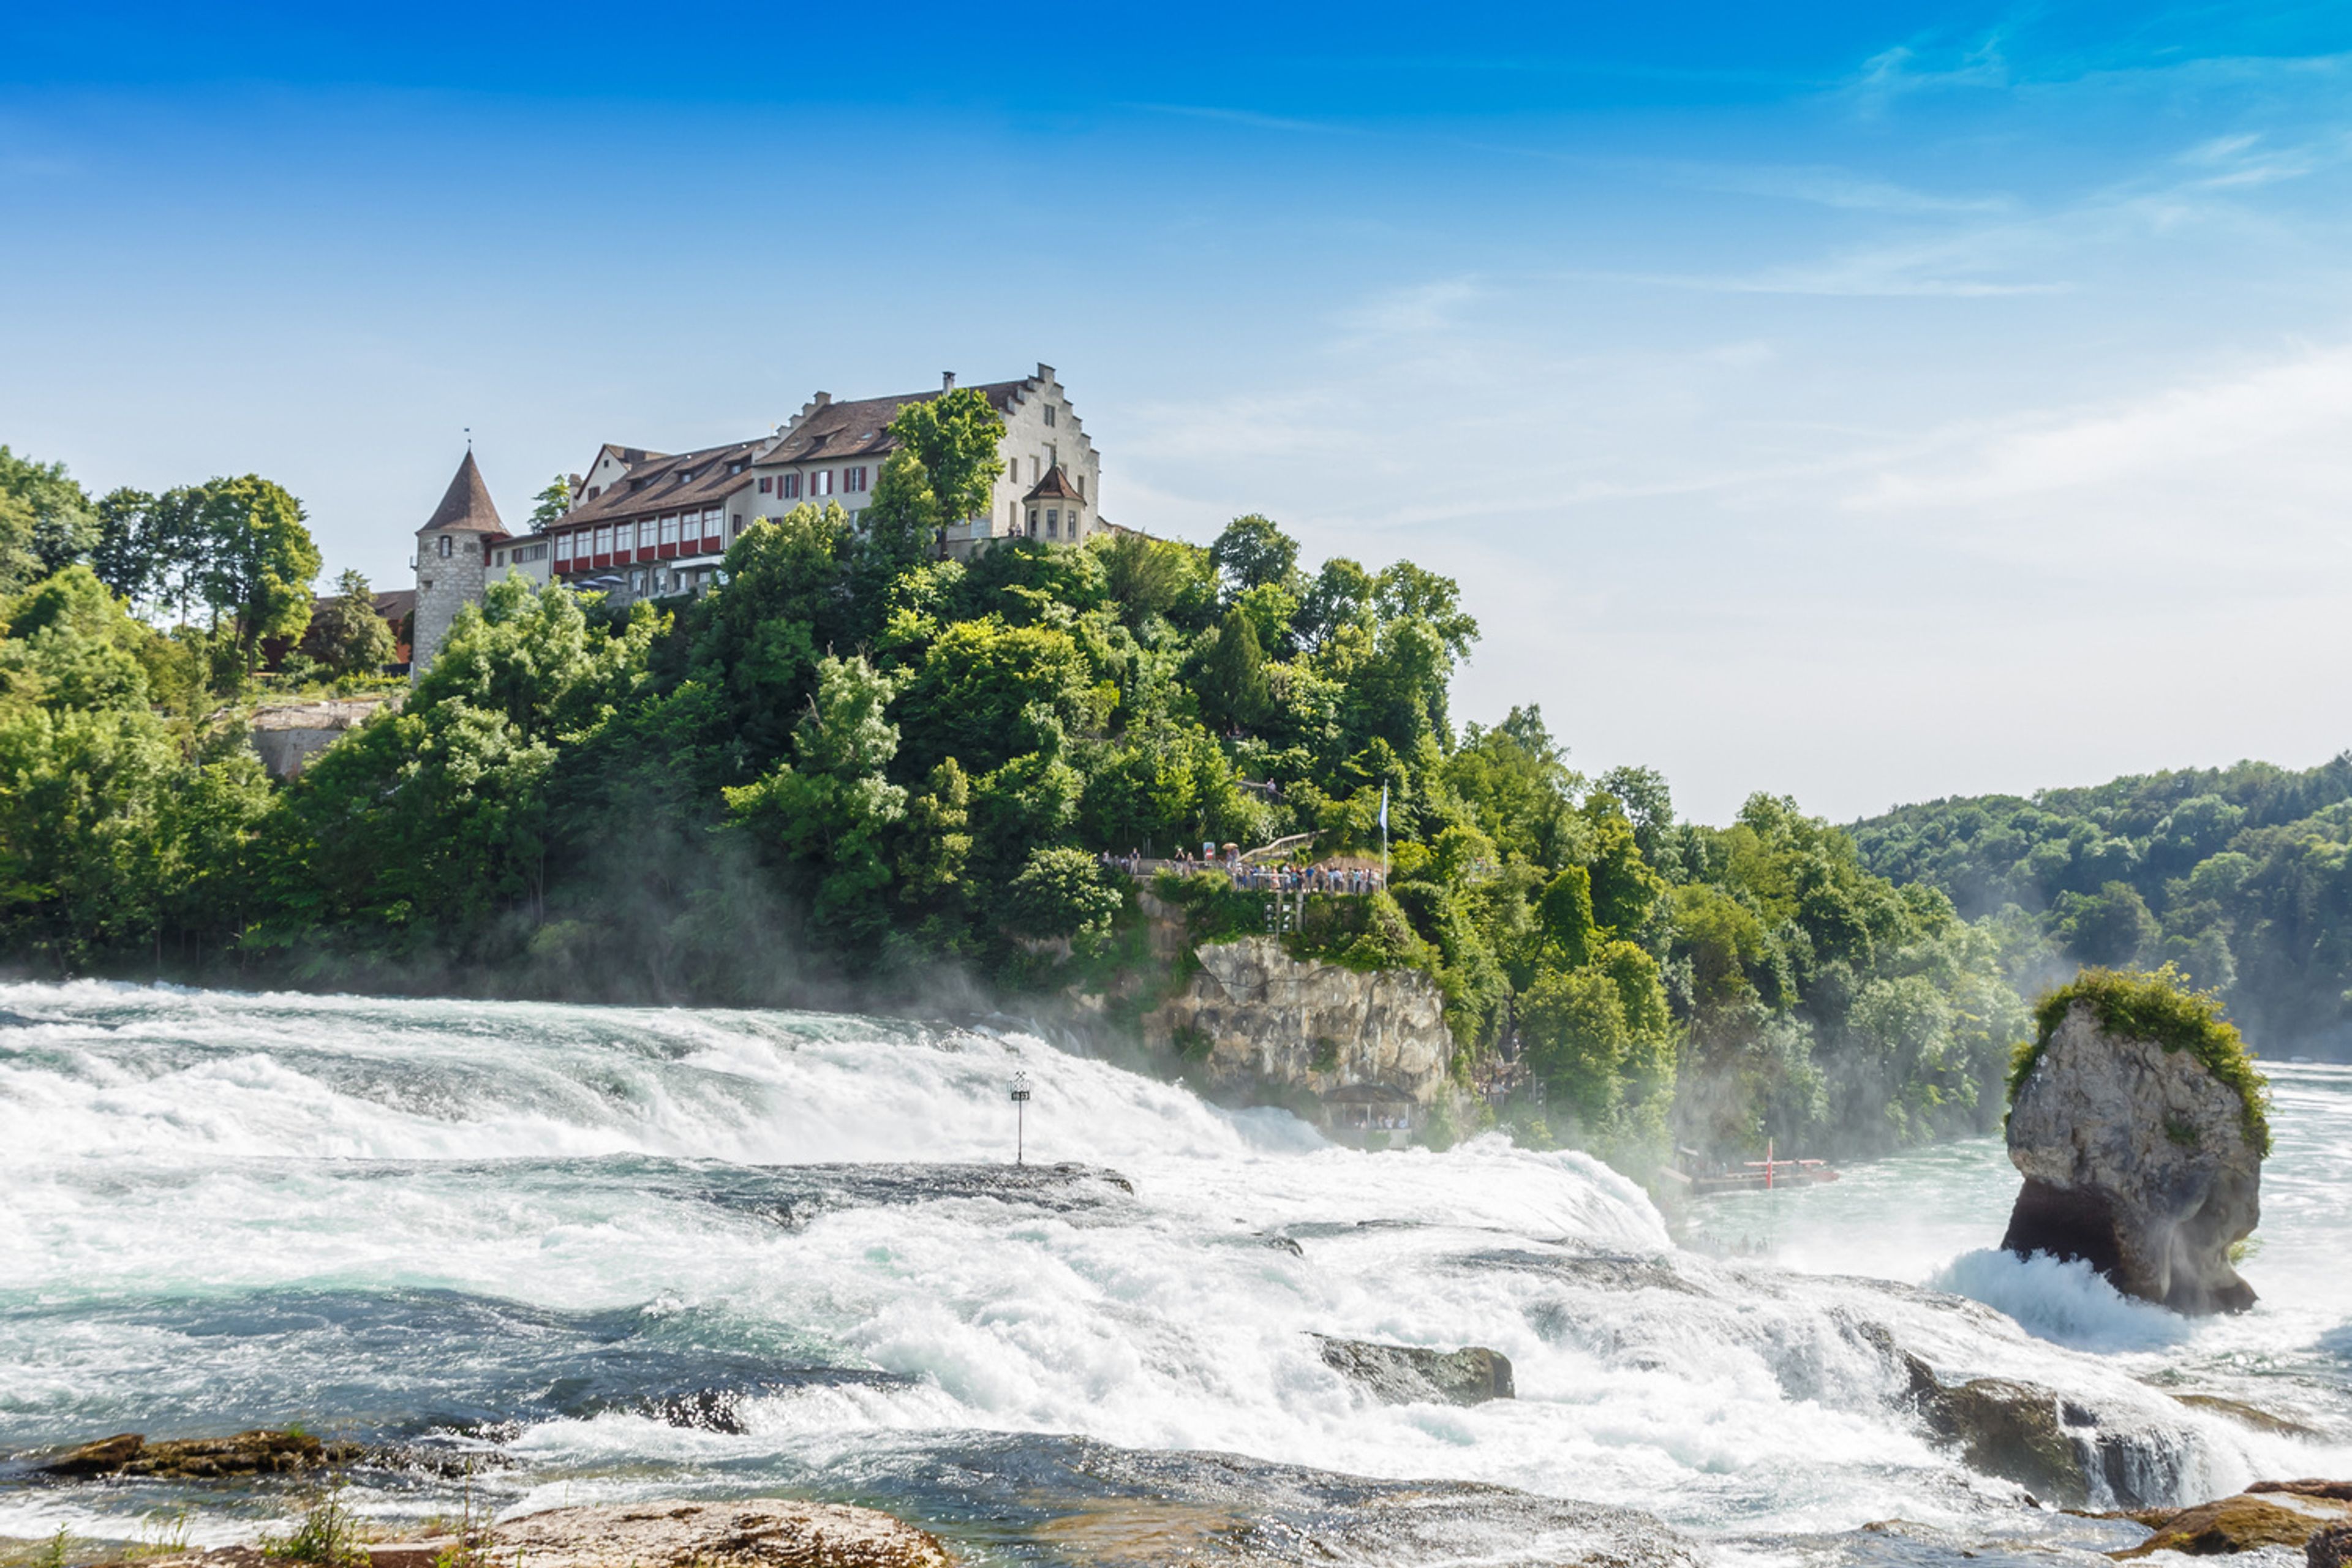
[{"x1": 412, "y1": 364, "x2": 1101, "y2": 675}]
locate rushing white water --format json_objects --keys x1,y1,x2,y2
[{"x1": 1, "y1": 981, "x2": 2348, "y2": 1566}]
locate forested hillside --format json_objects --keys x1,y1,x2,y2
[
  {"x1": 3, "y1": 412, "x2": 2057, "y2": 1163},
  {"x1": 1851, "y1": 758, "x2": 2352, "y2": 1057}
]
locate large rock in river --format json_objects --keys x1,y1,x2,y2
[{"x1": 2002, "y1": 990, "x2": 2264, "y2": 1315}]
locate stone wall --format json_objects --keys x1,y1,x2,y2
[{"x1": 247, "y1": 696, "x2": 398, "y2": 779}]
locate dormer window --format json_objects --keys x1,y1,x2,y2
[
  {"x1": 729, "y1": 461, "x2": 742, "y2": 475},
  {"x1": 678, "y1": 470, "x2": 692, "y2": 483}
]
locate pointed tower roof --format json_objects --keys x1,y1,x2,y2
[
  {"x1": 1022, "y1": 464, "x2": 1085, "y2": 503},
  {"x1": 418, "y1": 451, "x2": 506, "y2": 536}
]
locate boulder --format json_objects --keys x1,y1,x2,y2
[
  {"x1": 1313, "y1": 1335, "x2": 1515, "y2": 1406},
  {"x1": 2003, "y1": 997, "x2": 2263, "y2": 1314},
  {"x1": 2312, "y1": 1521, "x2": 2352, "y2": 1567}
]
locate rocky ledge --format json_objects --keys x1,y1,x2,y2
[
  {"x1": 140, "y1": 1500, "x2": 953, "y2": 1568},
  {"x1": 36, "y1": 1430, "x2": 366, "y2": 1480},
  {"x1": 2003, "y1": 991, "x2": 2264, "y2": 1314}
]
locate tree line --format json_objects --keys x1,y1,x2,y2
[
  {"x1": 1, "y1": 405, "x2": 2056, "y2": 1168},
  {"x1": 1851, "y1": 760, "x2": 2352, "y2": 1058}
]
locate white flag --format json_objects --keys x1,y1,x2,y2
[{"x1": 1379, "y1": 785, "x2": 1388, "y2": 831}]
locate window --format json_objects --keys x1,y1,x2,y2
[
  {"x1": 782, "y1": 472, "x2": 801, "y2": 499},
  {"x1": 1076, "y1": 474, "x2": 1085, "y2": 499},
  {"x1": 631, "y1": 568, "x2": 646, "y2": 592},
  {"x1": 660, "y1": 515, "x2": 679, "y2": 547},
  {"x1": 1047, "y1": 508, "x2": 1059, "y2": 537},
  {"x1": 615, "y1": 521, "x2": 634, "y2": 553},
  {"x1": 556, "y1": 533, "x2": 572, "y2": 565},
  {"x1": 678, "y1": 470, "x2": 692, "y2": 483},
  {"x1": 1028, "y1": 508, "x2": 1039, "y2": 535},
  {"x1": 702, "y1": 507, "x2": 722, "y2": 537},
  {"x1": 731, "y1": 513, "x2": 744, "y2": 535},
  {"x1": 847, "y1": 465, "x2": 867, "y2": 493},
  {"x1": 437, "y1": 535, "x2": 453, "y2": 559},
  {"x1": 729, "y1": 461, "x2": 742, "y2": 475},
  {"x1": 1044, "y1": 404, "x2": 1055, "y2": 428},
  {"x1": 594, "y1": 525, "x2": 611, "y2": 556},
  {"x1": 494, "y1": 549, "x2": 506, "y2": 567},
  {"x1": 814, "y1": 469, "x2": 834, "y2": 497},
  {"x1": 758, "y1": 476, "x2": 772, "y2": 494}
]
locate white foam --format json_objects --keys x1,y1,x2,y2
[{"x1": 1932, "y1": 1249, "x2": 2197, "y2": 1352}]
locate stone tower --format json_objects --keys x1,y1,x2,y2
[{"x1": 412, "y1": 451, "x2": 505, "y2": 679}]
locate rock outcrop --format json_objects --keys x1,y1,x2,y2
[
  {"x1": 2312, "y1": 1520, "x2": 2352, "y2": 1567},
  {"x1": 2113, "y1": 1482, "x2": 2352, "y2": 1561},
  {"x1": 138, "y1": 1501, "x2": 954, "y2": 1568},
  {"x1": 1313, "y1": 1335, "x2": 1515, "y2": 1406},
  {"x1": 37, "y1": 1429, "x2": 365, "y2": 1479},
  {"x1": 2003, "y1": 998, "x2": 2263, "y2": 1314},
  {"x1": 1144, "y1": 931, "x2": 1452, "y2": 1106}
]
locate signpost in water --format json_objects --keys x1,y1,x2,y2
[{"x1": 1010, "y1": 1071, "x2": 1032, "y2": 1166}]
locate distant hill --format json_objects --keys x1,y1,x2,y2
[{"x1": 1850, "y1": 755, "x2": 2352, "y2": 1059}]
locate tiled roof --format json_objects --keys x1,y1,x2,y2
[
  {"x1": 556, "y1": 439, "x2": 763, "y2": 529},
  {"x1": 419, "y1": 451, "x2": 505, "y2": 535},
  {"x1": 760, "y1": 380, "x2": 1027, "y2": 466},
  {"x1": 1022, "y1": 464, "x2": 1085, "y2": 503}
]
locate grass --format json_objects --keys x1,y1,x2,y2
[
  {"x1": 2008, "y1": 964, "x2": 2271, "y2": 1155},
  {"x1": 260, "y1": 1488, "x2": 367, "y2": 1568}
]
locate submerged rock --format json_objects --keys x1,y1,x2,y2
[
  {"x1": 1312, "y1": 1335, "x2": 1514, "y2": 1406},
  {"x1": 2003, "y1": 992, "x2": 2264, "y2": 1315}
]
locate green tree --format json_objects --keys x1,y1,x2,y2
[
  {"x1": 301, "y1": 570, "x2": 396, "y2": 677},
  {"x1": 1208, "y1": 514, "x2": 1300, "y2": 598},
  {"x1": 1194, "y1": 605, "x2": 1270, "y2": 733},
  {"x1": 530, "y1": 475, "x2": 571, "y2": 527},
  {"x1": 724, "y1": 654, "x2": 910, "y2": 953},
  {"x1": 887, "y1": 386, "x2": 1006, "y2": 525},
  {"x1": 0, "y1": 446, "x2": 99, "y2": 578},
  {"x1": 1522, "y1": 964, "x2": 1630, "y2": 1126},
  {"x1": 1005, "y1": 845, "x2": 1123, "y2": 941},
  {"x1": 191, "y1": 476, "x2": 323, "y2": 673}
]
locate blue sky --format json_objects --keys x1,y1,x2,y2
[{"x1": 5, "y1": 2, "x2": 2350, "y2": 821}]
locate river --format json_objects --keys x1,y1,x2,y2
[{"x1": 1, "y1": 982, "x2": 2346, "y2": 1565}]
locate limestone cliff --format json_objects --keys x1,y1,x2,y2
[{"x1": 1140, "y1": 932, "x2": 1454, "y2": 1106}]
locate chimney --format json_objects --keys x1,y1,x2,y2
[{"x1": 942, "y1": 371, "x2": 957, "y2": 391}]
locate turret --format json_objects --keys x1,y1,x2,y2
[{"x1": 412, "y1": 450, "x2": 505, "y2": 678}]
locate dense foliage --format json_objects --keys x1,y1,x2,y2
[
  {"x1": 2009, "y1": 965, "x2": 2270, "y2": 1155},
  {"x1": 1852, "y1": 759, "x2": 2352, "y2": 1057},
  {"x1": 1, "y1": 420, "x2": 2051, "y2": 1168}
]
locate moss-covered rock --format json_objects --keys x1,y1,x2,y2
[{"x1": 2003, "y1": 971, "x2": 2267, "y2": 1315}]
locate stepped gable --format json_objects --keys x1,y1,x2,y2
[{"x1": 418, "y1": 450, "x2": 504, "y2": 535}]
